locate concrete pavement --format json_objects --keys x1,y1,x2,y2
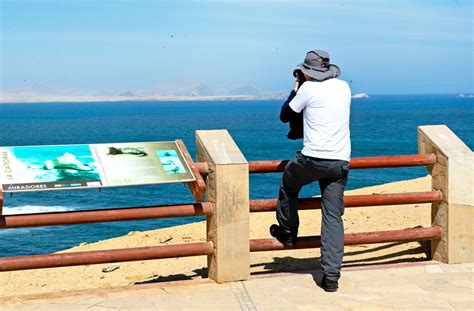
[{"x1": 2, "y1": 261, "x2": 473, "y2": 310}]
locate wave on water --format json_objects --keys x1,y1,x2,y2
[{"x1": 2, "y1": 205, "x2": 73, "y2": 215}]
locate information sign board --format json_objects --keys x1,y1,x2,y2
[{"x1": 0, "y1": 141, "x2": 195, "y2": 192}]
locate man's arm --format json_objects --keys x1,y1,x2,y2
[{"x1": 280, "y1": 90, "x2": 299, "y2": 123}]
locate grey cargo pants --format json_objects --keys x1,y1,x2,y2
[{"x1": 276, "y1": 151, "x2": 349, "y2": 281}]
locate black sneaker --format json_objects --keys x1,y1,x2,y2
[
  {"x1": 321, "y1": 277, "x2": 338, "y2": 292},
  {"x1": 269, "y1": 224, "x2": 296, "y2": 246}
]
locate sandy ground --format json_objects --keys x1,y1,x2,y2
[{"x1": 0, "y1": 176, "x2": 432, "y2": 298}]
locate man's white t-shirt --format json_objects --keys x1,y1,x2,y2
[{"x1": 289, "y1": 78, "x2": 351, "y2": 161}]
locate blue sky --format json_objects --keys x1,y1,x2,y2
[{"x1": 1, "y1": 0, "x2": 472, "y2": 95}]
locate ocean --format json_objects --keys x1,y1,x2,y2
[{"x1": 0, "y1": 94, "x2": 472, "y2": 257}]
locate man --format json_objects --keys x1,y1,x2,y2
[{"x1": 270, "y1": 50, "x2": 351, "y2": 292}]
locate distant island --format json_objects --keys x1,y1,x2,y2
[
  {"x1": 457, "y1": 93, "x2": 474, "y2": 98},
  {"x1": 0, "y1": 81, "x2": 288, "y2": 104},
  {"x1": 351, "y1": 93, "x2": 369, "y2": 99},
  {"x1": 0, "y1": 92, "x2": 285, "y2": 104}
]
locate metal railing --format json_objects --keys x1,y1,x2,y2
[
  {"x1": 242, "y1": 154, "x2": 442, "y2": 253},
  {"x1": 245, "y1": 154, "x2": 436, "y2": 173},
  {"x1": 0, "y1": 153, "x2": 442, "y2": 272},
  {"x1": 0, "y1": 202, "x2": 213, "y2": 229}
]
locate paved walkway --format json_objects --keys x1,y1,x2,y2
[{"x1": 2, "y1": 261, "x2": 473, "y2": 310}]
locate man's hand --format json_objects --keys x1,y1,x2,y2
[{"x1": 293, "y1": 77, "x2": 300, "y2": 92}]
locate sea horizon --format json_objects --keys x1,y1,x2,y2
[{"x1": 0, "y1": 92, "x2": 473, "y2": 105}]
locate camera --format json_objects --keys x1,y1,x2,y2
[{"x1": 292, "y1": 69, "x2": 307, "y2": 84}]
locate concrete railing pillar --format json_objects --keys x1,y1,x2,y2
[
  {"x1": 418, "y1": 125, "x2": 473, "y2": 263},
  {"x1": 196, "y1": 130, "x2": 250, "y2": 282}
]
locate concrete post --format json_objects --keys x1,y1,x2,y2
[
  {"x1": 196, "y1": 130, "x2": 250, "y2": 282},
  {"x1": 418, "y1": 125, "x2": 473, "y2": 263}
]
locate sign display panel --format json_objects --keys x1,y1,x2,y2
[{"x1": 0, "y1": 141, "x2": 195, "y2": 192}]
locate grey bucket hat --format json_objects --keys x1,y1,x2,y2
[{"x1": 298, "y1": 50, "x2": 341, "y2": 81}]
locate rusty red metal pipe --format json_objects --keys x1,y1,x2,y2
[
  {"x1": 0, "y1": 241, "x2": 214, "y2": 272},
  {"x1": 250, "y1": 226, "x2": 442, "y2": 252},
  {"x1": 0, "y1": 227, "x2": 441, "y2": 271},
  {"x1": 176, "y1": 139, "x2": 206, "y2": 190},
  {"x1": 195, "y1": 162, "x2": 208, "y2": 175},
  {"x1": 348, "y1": 154, "x2": 436, "y2": 169},
  {"x1": 196, "y1": 154, "x2": 436, "y2": 174},
  {"x1": 250, "y1": 191, "x2": 442, "y2": 212},
  {"x1": 0, "y1": 202, "x2": 213, "y2": 229},
  {"x1": 0, "y1": 192, "x2": 441, "y2": 229},
  {"x1": 176, "y1": 139, "x2": 206, "y2": 202}
]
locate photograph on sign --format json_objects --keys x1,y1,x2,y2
[
  {"x1": 156, "y1": 150, "x2": 187, "y2": 174},
  {"x1": 91, "y1": 141, "x2": 195, "y2": 187},
  {"x1": 0, "y1": 145, "x2": 101, "y2": 192}
]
